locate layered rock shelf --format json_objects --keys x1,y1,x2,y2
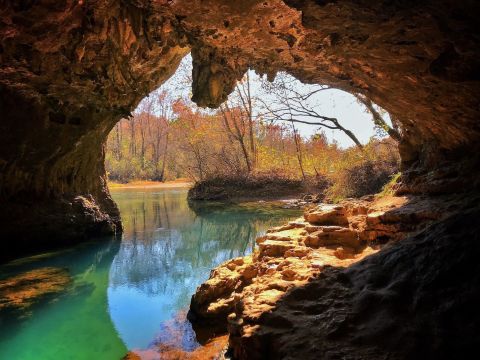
[{"x1": 187, "y1": 194, "x2": 479, "y2": 359}]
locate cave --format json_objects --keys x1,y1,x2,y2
[{"x1": 1, "y1": 0, "x2": 479, "y2": 358}]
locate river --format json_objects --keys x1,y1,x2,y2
[{"x1": 0, "y1": 187, "x2": 300, "y2": 359}]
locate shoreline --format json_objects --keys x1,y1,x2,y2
[
  {"x1": 108, "y1": 180, "x2": 193, "y2": 190},
  {"x1": 186, "y1": 194, "x2": 449, "y2": 359},
  {"x1": 108, "y1": 180, "x2": 312, "y2": 208}
]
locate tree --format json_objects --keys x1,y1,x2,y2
[
  {"x1": 235, "y1": 72, "x2": 257, "y2": 168},
  {"x1": 354, "y1": 94, "x2": 402, "y2": 142},
  {"x1": 149, "y1": 90, "x2": 173, "y2": 181},
  {"x1": 259, "y1": 73, "x2": 364, "y2": 149},
  {"x1": 217, "y1": 72, "x2": 259, "y2": 173},
  {"x1": 128, "y1": 116, "x2": 136, "y2": 157},
  {"x1": 112, "y1": 122, "x2": 122, "y2": 161},
  {"x1": 219, "y1": 104, "x2": 252, "y2": 173},
  {"x1": 104, "y1": 63, "x2": 400, "y2": 189},
  {"x1": 290, "y1": 121, "x2": 306, "y2": 180}
]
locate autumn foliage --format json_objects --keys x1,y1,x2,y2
[{"x1": 105, "y1": 90, "x2": 399, "y2": 201}]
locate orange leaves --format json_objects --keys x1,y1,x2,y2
[{"x1": 106, "y1": 95, "x2": 399, "y2": 189}]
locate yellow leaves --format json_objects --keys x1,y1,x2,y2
[{"x1": 105, "y1": 96, "x2": 399, "y2": 186}]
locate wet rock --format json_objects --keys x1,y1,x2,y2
[
  {"x1": 123, "y1": 335, "x2": 228, "y2": 360},
  {"x1": 0, "y1": 267, "x2": 71, "y2": 317}
]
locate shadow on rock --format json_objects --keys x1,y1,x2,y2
[{"x1": 188, "y1": 194, "x2": 480, "y2": 359}]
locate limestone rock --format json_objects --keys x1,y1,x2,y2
[
  {"x1": 258, "y1": 240, "x2": 297, "y2": 258},
  {"x1": 223, "y1": 207, "x2": 480, "y2": 360},
  {"x1": 304, "y1": 204, "x2": 349, "y2": 226},
  {"x1": 305, "y1": 227, "x2": 361, "y2": 249},
  {"x1": 188, "y1": 194, "x2": 466, "y2": 359}
]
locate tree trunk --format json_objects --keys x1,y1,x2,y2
[
  {"x1": 291, "y1": 122, "x2": 306, "y2": 180},
  {"x1": 129, "y1": 120, "x2": 136, "y2": 156},
  {"x1": 356, "y1": 94, "x2": 402, "y2": 142},
  {"x1": 337, "y1": 124, "x2": 364, "y2": 149},
  {"x1": 115, "y1": 123, "x2": 122, "y2": 161},
  {"x1": 160, "y1": 131, "x2": 169, "y2": 182},
  {"x1": 220, "y1": 105, "x2": 252, "y2": 173},
  {"x1": 245, "y1": 73, "x2": 257, "y2": 169}
]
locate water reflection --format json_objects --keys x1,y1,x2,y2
[
  {"x1": 0, "y1": 188, "x2": 300, "y2": 359},
  {"x1": 108, "y1": 188, "x2": 300, "y2": 351}
]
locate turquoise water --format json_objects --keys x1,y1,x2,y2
[{"x1": 0, "y1": 188, "x2": 300, "y2": 359}]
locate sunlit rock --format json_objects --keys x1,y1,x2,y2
[
  {"x1": 187, "y1": 193, "x2": 471, "y2": 359},
  {"x1": 304, "y1": 204, "x2": 349, "y2": 226}
]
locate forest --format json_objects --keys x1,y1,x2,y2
[{"x1": 105, "y1": 67, "x2": 400, "y2": 201}]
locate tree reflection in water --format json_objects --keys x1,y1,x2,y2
[{"x1": 108, "y1": 188, "x2": 300, "y2": 350}]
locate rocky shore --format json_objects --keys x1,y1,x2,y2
[{"x1": 186, "y1": 193, "x2": 476, "y2": 359}]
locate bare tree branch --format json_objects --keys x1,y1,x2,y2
[{"x1": 354, "y1": 94, "x2": 401, "y2": 142}]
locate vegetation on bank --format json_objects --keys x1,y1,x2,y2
[
  {"x1": 376, "y1": 172, "x2": 402, "y2": 199},
  {"x1": 187, "y1": 173, "x2": 305, "y2": 201},
  {"x1": 188, "y1": 139, "x2": 399, "y2": 203}
]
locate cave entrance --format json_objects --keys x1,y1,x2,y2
[
  {"x1": 105, "y1": 54, "x2": 400, "y2": 200},
  {"x1": 1, "y1": 1, "x2": 478, "y2": 357}
]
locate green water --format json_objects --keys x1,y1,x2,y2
[{"x1": 0, "y1": 188, "x2": 300, "y2": 360}]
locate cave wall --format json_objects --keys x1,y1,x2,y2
[
  {"x1": 0, "y1": 0, "x2": 479, "y2": 256},
  {"x1": 0, "y1": 0, "x2": 189, "y2": 257}
]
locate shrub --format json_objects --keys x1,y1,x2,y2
[
  {"x1": 188, "y1": 172, "x2": 304, "y2": 201},
  {"x1": 377, "y1": 172, "x2": 402, "y2": 198},
  {"x1": 325, "y1": 139, "x2": 400, "y2": 201}
]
